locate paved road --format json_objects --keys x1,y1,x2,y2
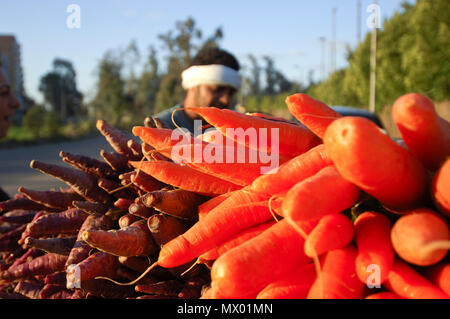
[{"x1": 0, "y1": 134, "x2": 117, "y2": 198}]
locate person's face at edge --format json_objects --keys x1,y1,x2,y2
[
  {"x1": 184, "y1": 84, "x2": 237, "y2": 120},
  {"x1": 0, "y1": 69, "x2": 21, "y2": 138}
]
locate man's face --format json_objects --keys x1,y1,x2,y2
[
  {"x1": 0, "y1": 69, "x2": 20, "y2": 138},
  {"x1": 189, "y1": 84, "x2": 236, "y2": 109}
]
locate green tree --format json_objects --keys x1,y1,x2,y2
[
  {"x1": 308, "y1": 0, "x2": 450, "y2": 112},
  {"x1": 23, "y1": 104, "x2": 46, "y2": 139},
  {"x1": 154, "y1": 17, "x2": 224, "y2": 113},
  {"x1": 91, "y1": 50, "x2": 130, "y2": 127},
  {"x1": 136, "y1": 45, "x2": 161, "y2": 117},
  {"x1": 39, "y1": 58, "x2": 83, "y2": 122}
]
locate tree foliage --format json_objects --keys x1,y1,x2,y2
[
  {"x1": 308, "y1": 0, "x2": 449, "y2": 112},
  {"x1": 38, "y1": 58, "x2": 83, "y2": 122}
]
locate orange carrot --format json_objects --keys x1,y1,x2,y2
[
  {"x1": 256, "y1": 263, "x2": 317, "y2": 299},
  {"x1": 59, "y1": 151, "x2": 117, "y2": 178},
  {"x1": 199, "y1": 221, "x2": 276, "y2": 262},
  {"x1": 307, "y1": 246, "x2": 365, "y2": 299},
  {"x1": 431, "y1": 158, "x2": 450, "y2": 217},
  {"x1": 186, "y1": 106, "x2": 322, "y2": 158},
  {"x1": 249, "y1": 144, "x2": 332, "y2": 195},
  {"x1": 210, "y1": 219, "x2": 315, "y2": 298},
  {"x1": 304, "y1": 213, "x2": 354, "y2": 258},
  {"x1": 354, "y1": 211, "x2": 395, "y2": 285},
  {"x1": 392, "y1": 93, "x2": 450, "y2": 171},
  {"x1": 170, "y1": 143, "x2": 290, "y2": 187},
  {"x1": 132, "y1": 126, "x2": 195, "y2": 159},
  {"x1": 390, "y1": 208, "x2": 449, "y2": 266},
  {"x1": 365, "y1": 292, "x2": 402, "y2": 299},
  {"x1": 247, "y1": 112, "x2": 298, "y2": 125},
  {"x1": 285, "y1": 93, "x2": 342, "y2": 139},
  {"x1": 282, "y1": 165, "x2": 361, "y2": 222},
  {"x1": 323, "y1": 116, "x2": 429, "y2": 210},
  {"x1": 423, "y1": 263, "x2": 450, "y2": 296},
  {"x1": 157, "y1": 191, "x2": 271, "y2": 268},
  {"x1": 197, "y1": 191, "x2": 236, "y2": 220},
  {"x1": 129, "y1": 160, "x2": 242, "y2": 196},
  {"x1": 385, "y1": 258, "x2": 449, "y2": 299},
  {"x1": 82, "y1": 220, "x2": 157, "y2": 257},
  {"x1": 30, "y1": 160, "x2": 112, "y2": 204}
]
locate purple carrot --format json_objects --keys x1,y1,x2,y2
[
  {"x1": 13, "y1": 280, "x2": 45, "y2": 299},
  {"x1": 96, "y1": 120, "x2": 140, "y2": 160},
  {"x1": 66, "y1": 251, "x2": 119, "y2": 288},
  {"x1": 72, "y1": 200, "x2": 110, "y2": 216},
  {"x1": 128, "y1": 202, "x2": 155, "y2": 219},
  {"x1": 0, "y1": 209, "x2": 37, "y2": 224},
  {"x1": 0, "y1": 197, "x2": 58, "y2": 213},
  {"x1": 127, "y1": 139, "x2": 144, "y2": 158},
  {"x1": 29, "y1": 160, "x2": 112, "y2": 204},
  {"x1": 40, "y1": 284, "x2": 68, "y2": 299},
  {"x1": 100, "y1": 149, "x2": 130, "y2": 172},
  {"x1": 81, "y1": 219, "x2": 157, "y2": 257},
  {"x1": 60, "y1": 151, "x2": 117, "y2": 179},
  {"x1": 44, "y1": 271, "x2": 67, "y2": 285},
  {"x1": 25, "y1": 208, "x2": 88, "y2": 238},
  {"x1": 5, "y1": 253, "x2": 68, "y2": 280},
  {"x1": 65, "y1": 214, "x2": 114, "y2": 268},
  {"x1": 18, "y1": 186, "x2": 83, "y2": 210},
  {"x1": 24, "y1": 236, "x2": 77, "y2": 256},
  {"x1": 98, "y1": 178, "x2": 137, "y2": 200}
]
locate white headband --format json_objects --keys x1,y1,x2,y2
[{"x1": 181, "y1": 64, "x2": 242, "y2": 90}]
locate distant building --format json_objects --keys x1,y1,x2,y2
[{"x1": 0, "y1": 35, "x2": 31, "y2": 124}]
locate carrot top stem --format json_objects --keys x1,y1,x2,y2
[{"x1": 95, "y1": 261, "x2": 159, "y2": 286}]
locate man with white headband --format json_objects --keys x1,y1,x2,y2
[{"x1": 154, "y1": 47, "x2": 241, "y2": 134}]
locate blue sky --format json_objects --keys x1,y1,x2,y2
[{"x1": 0, "y1": 0, "x2": 413, "y2": 104}]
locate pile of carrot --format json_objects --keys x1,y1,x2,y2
[
  {"x1": 1, "y1": 92, "x2": 449, "y2": 300},
  {"x1": 0, "y1": 118, "x2": 210, "y2": 299}
]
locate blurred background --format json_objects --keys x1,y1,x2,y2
[{"x1": 0, "y1": 0, "x2": 449, "y2": 195}]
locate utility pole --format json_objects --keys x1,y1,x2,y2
[
  {"x1": 331, "y1": 8, "x2": 337, "y2": 74},
  {"x1": 357, "y1": 0, "x2": 361, "y2": 45},
  {"x1": 369, "y1": 0, "x2": 379, "y2": 113},
  {"x1": 319, "y1": 37, "x2": 326, "y2": 80}
]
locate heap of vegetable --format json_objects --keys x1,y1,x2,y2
[{"x1": 0, "y1": 92, "x2": 449, "y2": 299}]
